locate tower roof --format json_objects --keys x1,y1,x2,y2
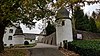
[{"x1": 57, "y1": 7, "x2": 69, "y2": 19}]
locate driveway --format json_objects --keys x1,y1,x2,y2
[{"x1": 28, "y1": 43, "x2": 65, "y2": 56}]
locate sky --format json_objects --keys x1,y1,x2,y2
[
  {"x1": 83, "y1": 3, "x2": 100, "y2": 15},
  {"x1": 20, "y1": 3, "x2": 100, "y2": 34},
  {"x1": 20, "y1": 20, "x2": 44, "y2": 34}
]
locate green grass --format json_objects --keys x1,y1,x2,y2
[
  {"x1": 70, "y1": 40, "x2": 100, "y2": 50},
  {"x1": 13, "y1": 43, "x2": 37, "y2": 48},
  {"x1": 68, "y1": 40, "x2": 100, "y2": 56}
]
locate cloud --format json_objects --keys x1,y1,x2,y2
[
  {"x1": 84, "y1": 3, "x2": 100, "y2": 15},
  {"x1": 20, "y1": 20, "x2": 43, "y2": 34}
]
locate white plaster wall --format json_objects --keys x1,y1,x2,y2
[
  {"x1": 24, "y1": 40, "x2": 36, "y2": 44},
  {"x1": 3, "y1": 26, "x2": 15, "y2": 46},
  {"x1": 3, "y1": 26, "x2": 24, "y2": 46},
  {"x1": 13, "y1": 37, "x2": 24, "y2": 45},
  {"x1": 56, "y1": 19, "x2": 73, "y2": 46}
]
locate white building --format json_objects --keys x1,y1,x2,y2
[{"x1": 3, "y1": 23, "x2": 36, "y2": 46}]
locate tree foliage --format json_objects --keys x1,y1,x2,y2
[
  {"x1": 74, "y1": 6, "x2": 97, "y2": 32},
  {"x1": 46, "y1": 21, "x2": 56, "y2": 36},
  {"x1": 74, "y1": 6, "x2": 89, "y2": 31},
  {"x1": 89, "y1": 17, "x2": 97, "y2": 32}
]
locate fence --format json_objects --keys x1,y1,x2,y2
[{"x1": 77, "y1": 30, "x2": 100, "y2": 40}]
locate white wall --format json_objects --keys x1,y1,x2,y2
[
  {"x1": 24, "y1": 40, "x2": 36, "y2": 44},
  {"x1": 3, "y1": 26, "x2": 24, "y2": 46},
  {"x1": 56, "y1": 19, "x2": 73, "y2": 46},
  {"x1": 13, "y1": 36, "x2": 25, "y2": 45}
]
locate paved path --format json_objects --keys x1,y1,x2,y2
[
  {"x1": 28, "y1": 43, "x2": 65, "y2": 56},
  {"x1": 33, "y1": 43, "x2": 58, "y2": 49}
]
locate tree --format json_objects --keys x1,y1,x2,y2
[
  {"x1": 74, "y1": 6, "x2": 90, "y2": 31},
  {"x1": 46, "y1": 21, "x2": 56, "y2": 36},
  {"x1": 0, "y1": 0, "x2": 20, "y2": 52},
  {"x1": 74, "y1": 6, "x2": 97, "y2": 32},
  {"x1": 89, "y1": 17, "x2": 97, "y2": 32},
  {"x1": 82, "y1": 15, "x2": 90, "y2": 31}
]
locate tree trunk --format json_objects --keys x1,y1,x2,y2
[
  {"x1": 70, "y1": 4, "x2": 77, "y2": 40},
  {"x1": 0, "y1": 23, "x2": 5, "y2": 53}
]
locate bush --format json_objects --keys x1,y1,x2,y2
[
  {"x1": 68, "y1": 40, "x2": 100, "y2": 56},
  {"x1": 24, "y1": 41, "x2": 29, "y2": 45}
]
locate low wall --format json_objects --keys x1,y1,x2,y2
[
  {"x1": 41, "y1": 32, "x2": 56, "y2": 45},
  {"x1": 77, "y1": 30, "x2": 100, "y2": 40}
]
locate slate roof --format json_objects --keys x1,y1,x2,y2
[
  {"x1": 23, "y1": 33, "x2": 36, "y2": 40},
  {"x1": 57, "y1": 7, "x2": 69, "y2": 19},
  {"x1": 14, "y1": 26, "x2": 24, "y2": 36}
]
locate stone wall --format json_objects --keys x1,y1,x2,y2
[
  {"x1": 41, "y1": 32, "x2": 56, "y2": 45},
  {"x1": 77, "y1": 30, "x2": 100, "y2": 40}
]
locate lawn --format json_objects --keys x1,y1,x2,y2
[{"x1": 13, "y1": 43, "x2": 37, "y2": 48}]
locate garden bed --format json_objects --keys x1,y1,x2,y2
[{"x1": 68, "y1": 40, "x2": 100, "y2": 56}]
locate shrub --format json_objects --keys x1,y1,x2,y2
[
  {"x1": 68, "y1": 40, "x2": 100, "y2": 56},
  {"x1": 24, "y1": 41, "x2": 29, "y2": 45}
]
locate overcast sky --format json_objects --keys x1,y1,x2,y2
[
  {"x1": 83, "y1": 3, "x2": 100, "y2": 15},
  {"x1": 20, "y1": 3, "x2": 100, "y2": 34}
]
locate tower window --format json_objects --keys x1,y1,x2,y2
[{"x1": 62, "y1": 20, "x2": 65, "y2": 26}]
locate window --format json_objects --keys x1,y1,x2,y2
[
  {"x1": 30, "y1": 40, "x2": 32, "y2": 42},
  {"x1": 62, "y1": 20, "x2": 65, "y2": 26},
  {"x1": 8, "y1": 36, "x2": 12, "y2": 40},
  {"x1": 9, "y1": 29, "x2": 13, "y2": 33}
]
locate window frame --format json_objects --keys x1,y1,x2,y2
[
  {"x1": 9, "y1": 29, "x2": 13, "y2": 33},
  {"x1": 8, "y1": 36, "x2": 12, "y2": 40},
  {"x1": 62, "y1": 20, "x2": 65, "y2": 26}
]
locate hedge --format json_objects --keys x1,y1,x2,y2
[{"x1": 68, "y1": 40, "x2": 100, "y2": 56}]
